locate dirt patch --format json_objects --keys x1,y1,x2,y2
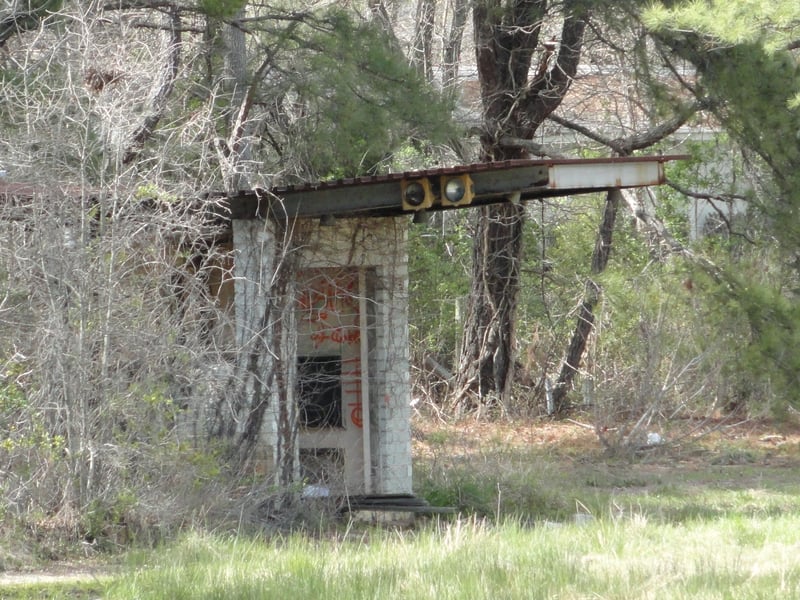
[
  {"x1": 412, "y1": 416, "x2": 601, "y2": 458},
  {"x1": 412, "y1": 413, "x2": 800, "y2": 461}
]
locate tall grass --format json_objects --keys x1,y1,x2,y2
[
  {"x1": 100, "y1": 423, "x2": 800, "y2": 599},
  {"x1": 5, "y1": 421, "x2": 800, "y2": 599},
  {"x1": 96, "y1": 422, "x2": 800, "y2": 599},
  {"x1": 103, "y1": 513, "x2": 800, "y2": 599}
]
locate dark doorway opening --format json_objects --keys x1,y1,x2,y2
[{"x1": 297, "y1": 355, "x2": 343, "y2": 428}]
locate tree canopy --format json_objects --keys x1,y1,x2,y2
[{"x1": 643, "y1": 1, "x2": 800, "y2": 406}]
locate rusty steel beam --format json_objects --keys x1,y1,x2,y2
[{"x1": 222, "y1": 155, "x2": 686, "y2": 221}]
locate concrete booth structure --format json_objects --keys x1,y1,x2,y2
[{"x1": 219, "y1": 155, "x2": 681, "y2": 510}]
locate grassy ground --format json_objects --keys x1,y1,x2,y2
[
  {"x1": 3, "y1": 415, "x2": 800, "y2": 599},
  {"x1": 411, "y1": 415, "x2": 800, "y2": 523}
]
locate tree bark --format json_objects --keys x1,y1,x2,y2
[
  {"x1": 411, "y1": 0, "x2": 435, "y2": 81},
  {"x1": 453, "y1": 0, "x2": 586, "y2": 412},
  {"x1": 443, "y1": 0, "x2": 468, "y2": 89},
  {"x1": 454, "y1": 202, "x2": 524, "y2": 411}
]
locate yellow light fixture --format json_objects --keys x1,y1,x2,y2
[
  {"x1": 401, "y1": 178, "x2": 434, "y2": 211},
  {"x1": 440, "y1": 174, "x2": 474, "y2": 206}
]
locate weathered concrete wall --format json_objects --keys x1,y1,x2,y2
[
  {"x1": 231, "y1": 218, "x2": 301, "y2": 485},
  {"x1": 231, "y1": 216, "x2": 412, "y2": 495},
  {"x1": 293, "y1": 218, "x2": 411, "y2": 495}
]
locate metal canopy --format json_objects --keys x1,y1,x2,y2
[{"x1": 222, "y1": 155, "x2": 685, "y2": 221}]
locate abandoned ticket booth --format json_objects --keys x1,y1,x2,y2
[{"x1": 222, "y1": 156, "x2": 680, "y2": 506}]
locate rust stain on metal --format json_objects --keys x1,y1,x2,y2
[{"x1": 272, "y1": 155, "x2": 686, "y2": 196}]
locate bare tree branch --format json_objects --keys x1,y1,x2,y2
[
  {"x1": 121, "y1": 7, "x2": 181, "y2": 165},
  {"x1": 520, "y1": 3, "x2": 587, "y2": 135},
  {"x1": 549, "y1": 100, "x2": 704, "y2": 155},
  {"x1": 667, "y1": 178, "x2": 755, "y2": 242},
  {"x1": 622, "y1": 188, "x2": 730, "y2": 286},
  {"x1": 0, "y1": 0, "x2": 59, "y2": 46},
  {"x1": 666, "y1": 179, "x2": 748, "y2": 204}
]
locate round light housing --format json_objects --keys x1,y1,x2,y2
[
  {"x1": 403, "y1": 181, "x2": 426, "y2": 207},
  {"x1": 443, "y1": 178, "x2": 466, "y2": 203}
]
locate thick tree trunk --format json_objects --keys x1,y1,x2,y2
[
  {"x1": 454, "y1": 202, "x2": 524, "y2": 412},
  {"x1": 454, "y1": 0, "x2": 586, "y2": 412}
]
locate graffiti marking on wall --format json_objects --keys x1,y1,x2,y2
[
  {"x1": 342, "y1": 356, "x2": 363, "y2": 428},
  {"x1": 348, "y1": 401, "x2": 363, "y2": 428},
  {"x1": 310, "y1": 327, "x2": 360, "y2": 348},
  {"x1": 297, "y1": 270, "x2": 360, "y2": 349}
]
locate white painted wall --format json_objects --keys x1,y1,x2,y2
[{"x1": 232, "y1": 217, "x2": 412, "y2": 496}]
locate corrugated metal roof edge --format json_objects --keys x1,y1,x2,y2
[
  {"x1": 267, "y1": 155, "x2": 689, "y2": 196},
  {"x1": 0, "y1": 155, "x2": 688, "y2": 203}
]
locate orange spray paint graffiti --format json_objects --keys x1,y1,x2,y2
[
  {"x1": 297, "y1": 270, "x2": 360, "y2": 350},
  {"x1": 343, "y1": 356, "x2": 363, "y2": 428},
  {"x1": 297, "y1": 270, "x2": 365, "y2": 427}
]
